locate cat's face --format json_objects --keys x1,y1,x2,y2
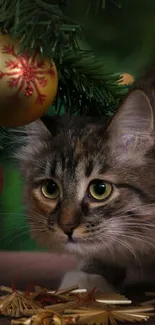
[{"x1": 17, "y1": 90, "x2": 155, "y2": 264}]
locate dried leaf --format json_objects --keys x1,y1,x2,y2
[
  {"x1": 11, "y1": 318, "x2": 32, "y2": 325},
  {"x1": 30, "y1": 311, "x2": 61, "y2": 325},
  {"x1": 14, "y1": 312, "x2": 79, "y2": 325},
  {"x1": 31, "y1": 312, "x2": 79, "y2": 325}
]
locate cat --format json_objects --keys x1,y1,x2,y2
[{"x1": 15, "y1": 67, "x2": 155, "y2": 293}]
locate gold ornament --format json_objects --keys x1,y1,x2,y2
[{"x1": 0, "y1": 34, "x2": 58, "y2": 127}]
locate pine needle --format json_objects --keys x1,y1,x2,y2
[{"x1": 0, "y1": 0, "x2": 127, "y2": 119}]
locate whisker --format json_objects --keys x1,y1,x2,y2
[
  {"x1": 116, "y1": 233, "x2": 155, "y2": 249},
  {"x1": 117, "y1": 203, "x2": 155, "y2": 217},
  {"x1": 0, "y1": 228, "x2": 30, "y2": 243}
]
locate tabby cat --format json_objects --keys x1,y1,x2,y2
[{"x1": 16, "y1": 67, "x2": 155, "y2": 292}]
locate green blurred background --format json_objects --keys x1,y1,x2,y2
[{"x1": 1, "y1": 0, "x2": 155, "y2": 251}]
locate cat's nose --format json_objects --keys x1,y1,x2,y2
[
  {"x1": 59, "y1": 224, "x2": 76, "y2": 238},
  {"x1": 58, "y1": 204, "x2": 80, "y2": 237}
]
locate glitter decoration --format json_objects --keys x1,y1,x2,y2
[{"x1": 0, "y1": 34, "x2": 58, "y2": 127}]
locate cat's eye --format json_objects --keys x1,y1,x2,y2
[
  {"x1": 88, "y1": 179, "x2": 113, "y2": 201},
  {"x1": 41, "y1": 180, "x2": 60, "y2": 199}
]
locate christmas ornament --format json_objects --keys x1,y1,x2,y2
[
  {"x1": 62, "y1": 305, "x2": 154, "y2": 325},
  {"x1": 0, "y1": 34, "x2": 58, "y2": 127},
  {"x1": 118, "y1": 73, "x2": 134, "y2": 86},
  {"x1": 0, "y1": 291, "x2": 41, "y2": 317},
  {"x1": 0, "y1": 285, "x2": 154, "y2": 325}
]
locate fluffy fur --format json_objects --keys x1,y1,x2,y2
[{"x1": 15, "y1": 70, "x2": 155, "y2": 291}]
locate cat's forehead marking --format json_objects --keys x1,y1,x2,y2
[
  {"x1": 45, "y1": 160, "x2": 51, "y2": 177},
  {"x1": 42, "y1": 128, "x2": 108, "y2": 181},
  {"x1": 45, "y1": 157, "x2": 63, "y2": 178},
  {"x1": 74, "y1": 138, "x2": 84, "y2": 156},
  {"x1": 85, "y1": 160, "x2": 94, "y2": 177}
]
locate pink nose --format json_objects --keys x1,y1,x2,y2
[
  {"x1": 59, "y1": 224, "x2": 77, "y2": 238},
  {"x1": 58, "y1": 204, "x2": 80, "y2": 237}
]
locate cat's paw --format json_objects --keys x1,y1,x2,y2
[{"x1": 58, "y1": 271, "x2": 114, "y2": 292}]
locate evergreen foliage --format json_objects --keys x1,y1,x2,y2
[{"x1": 0, "y1": 0, "x2": 126, "y2": 117}]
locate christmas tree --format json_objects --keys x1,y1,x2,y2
[{"x1": 0, "y1": 0, "x2": 127, "y2": 120}]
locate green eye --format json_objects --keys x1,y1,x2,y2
[
  {"x1": 41, "y1": 180, "x2": 60, "y2": 199},
  {"x1": 88, "y1": 180, "x2": 113, "y2": 201}
]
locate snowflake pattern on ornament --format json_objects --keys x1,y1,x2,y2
[{"x1": 0, "y1": 44, "x2": 55, "y2": 104}]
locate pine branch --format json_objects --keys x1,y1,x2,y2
[
  {"x1": 55, "y1": 50, "x2": 127, "y2": 116},
  {"x1": 0, "y1": 0, "x2": 127, "y2": 120},
  {"x1": 86, "y1": 0, "x2": 122, "y2": 15},
  {"x1": 0, "y1": 0, "x2": 81, "y2": 59}
]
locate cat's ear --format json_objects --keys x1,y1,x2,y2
[
  {"x1": 26, "y1": 116, "x2": 58, "y2": 142},
  {"x1": 107, "y1": 90, "x2": 154, "y2": 159},
  {"x1": 15, "y1": 116, "x2": 58, "y2": 166}
]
